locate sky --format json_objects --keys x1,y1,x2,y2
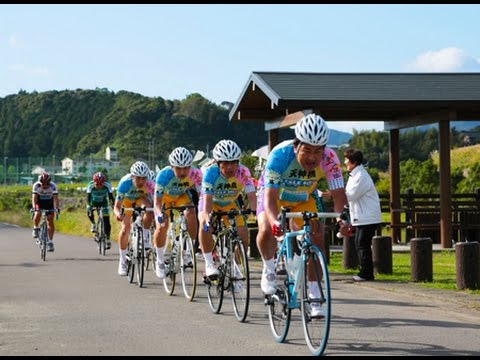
[{"x1": 2, "y1": 4, "x2": 480, "y2": 134}]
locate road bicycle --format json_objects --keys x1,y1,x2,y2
[
  {"x1": 90, "y1": 206, "x2": 110, "y2": 256},
  {"x1": 265, "y1": 206, "x2": 341, "y2": 356},
  {"x1": 203, "y1": 208, "x2": 252, "y2": 322},
  {"x1": 30, "y1": 208, "x2": 58, "y2": 261},
  {"x1": 123, "y1": 205, "x2": 154, "y2": 288},
  {"x1": 161, "y1": 204, "x2": 197, "y2": 301}
]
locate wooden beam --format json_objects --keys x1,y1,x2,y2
[
  {"x1": 268, "y1": 129, "x2": 279, "y2": 152},
  {"x1": 385, "y1": 110, "x2": 454, "y2": 130},
  {"x1": 264, "y1": 109, "x2": 313, "y2": 131}
]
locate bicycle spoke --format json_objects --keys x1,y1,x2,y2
[{"x1": 231, "y1": 239, "x2": 250, "y2": 322}]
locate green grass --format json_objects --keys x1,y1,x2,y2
[{"x1": 328, "y1": 251, "x2": 480, "y2": 295}]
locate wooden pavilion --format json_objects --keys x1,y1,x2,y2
[{"x1": 229, "y1": 72, "x2": 480, "y2": 248}]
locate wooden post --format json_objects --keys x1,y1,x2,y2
[
  {"x1": 410, "y1": 237, "x2": 433, "y2": 282},
  {"x1": 372, "y1": 236, "x2": 392, "y2": 274},
  {"x1": 342, "y1": 235, "x2": 358, "y2": 269},
  {"x1": 455, "y1": 242, "x2": 480, "y2": 290}
]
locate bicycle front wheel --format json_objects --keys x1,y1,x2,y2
[
  {"x1": 180, "y1": 232, "x2": 197, "y2": 301},
  {"x1": 230, "y1": 238, "x2": 250, "y2": 322},
  {"x1": 136, "y1": 228, "x2": 145, "y2": 288},
  {"x1": 40, "y1": 227, "x2": 47, "y2": 262},
  {"x1": 301, "y1": 245, "x2": 331, "y2": 356},
  {"x1": 97, "y1": 219, "x2": 106, "y2": 256}
]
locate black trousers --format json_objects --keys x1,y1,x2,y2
[{"x1": 353, "y1": 224, "x2": 378, "y2": 279}]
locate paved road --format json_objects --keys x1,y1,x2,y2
[{"x1": 1, "y1": 223, "x2": 479, "y2": 356}]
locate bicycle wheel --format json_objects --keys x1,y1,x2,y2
[
  {"x1": 230, "y1": 238, "x2": 250, "y2": 322},
  {"x1": 127, "y1": 233, "x2": 135, "y2": 284},
  {"x1": 301, "y1": 245, "x2": 331, "y2": 356},
  {"x1": 40, "y1": 223, "x2": 47, "y2": 261},
  {"x1": 163, "y1": 240, "x2": 178, "y2": 295},
  {"x1": 180, "y1": 231, "x2": 197, "y2": 301},
  {"x1": 206, "y1": 237, "x2": 224, "y2": 314},
  {"x1": 267, "y1": 272, "x2": 291, "y2": 343},
  {"x1": 97, "y1": 218, "x2": 106, "y2": 256},
  {"x1": 136, "y1": 227, "x2": 145, "y2": 288}
]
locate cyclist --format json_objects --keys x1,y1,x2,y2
[
  {"x1": 198, "y1": 139, "x2": 257, "y2": 280},
  {"x1": 256, "y1": 113, "x2": 347, "y2": 316},
  {"x1": 153, "y1": 147, "x2": 202, "y2": 279},
  {"x1": 31, "y1": 172, "x2": 60, "y2": 252},
  {"x1": 113, "y1": 161, "x2": 154, "y2": 276},
  {"x1": 86, "y1": 172, "x2": 115, "y2": 250}
]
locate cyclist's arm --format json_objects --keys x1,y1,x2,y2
[
  {"x1": 246, "y1": 191, "x2": 257, "y2": 212},
  {"x1": 113, "y1": 198, "x2": 124, "y2": 220},
  {"x1": 330, "y1": 188, "x2": 347, "y2": 222},
  {"x1": 199, "y1": 193, "x2": 213, "y2": 224},
  {"x1": 86, "y1": 192, "x2": 92, "y2": 205},
  {"x1": 32, "y1": 193, "x2": 38, "y2": 210},
  {"x1": 53, "y1": 193, "x2": 60, "y2": 211},
  {"x1": 108, "y1": 192, "x2": 115, "y2": 207},
  {"x1": 264, "y1": 187, "x2": 280, "y2": 226},
  {"x1": 154, "y1": 194, "x2": 163, "y2": 217}
]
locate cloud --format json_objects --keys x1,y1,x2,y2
[
  {"x1": 405, "y1": 47, "x2": 480, "y2": 72},
  {"x1": 8, "y1": 33, "x2": 26, "y2": 48},
  {"x1": 8, "y1": 64, "x2": 49, "y2": 76}
]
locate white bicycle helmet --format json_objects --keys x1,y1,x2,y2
[
  {"x1": 294, "y1": 113, "x2": 330, "y2": 146},
  {"x1": 148, "y1": 170, "x2": 156, "y2": 181},
  {"x1": 130, "y1": 161, "x2": 150, "y2": 177},
  {"x1": 169, "y1": 147, "x2": 193, "y2": 167},
  {"x1": 212, "y1": 139, "x2": 241, "y2": 161}
]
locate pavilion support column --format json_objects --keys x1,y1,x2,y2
[
  {"x1": 268, "y1": 129, "x2": 279, "y2": 152},
  {"x1": 389, "y1": 129, "x2": 401, "y2": 243},
  {"x1": 439, "y1": 119, "x2": 452, "y2": 248}
]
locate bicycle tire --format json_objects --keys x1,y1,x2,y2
[
  {"x1": 40, "y1": 221, "x2": 47, "y2": 261},
  {"x1": 127, "y1": 233, "x2": 135, "y2": 284},
  {"x1": 97, "y1": 218, "x2": 106, "y2": 256},
  {"x1": 230, "y1": 237, "x2": 250, "y2": 322},
  {"x1": 206, "y1": 235, "x2": 224, "y2": 314},
  {"x1": 163, "y1": 240, "x2": 178, "y2": 295},
  {"x1": 267, "y1": 274, "x2": 291, "y2": 343},
  {"x1": 301, "y1": 245, "x2": 331, "y2": 356},
  {"x1": 136, "y1": 226, "x2": 145, "y2": 288},
  {"x1": 180, "y1": 231, "x2": 197, "y2": 301}
]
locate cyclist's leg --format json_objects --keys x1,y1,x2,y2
[
  {"x1": 198, "y1": 195, "x2": 218, "y2": 277},
  {"x1": 118, "y1": 199, "x2": 133, "y2": 275},
  {"x1": 255, "y1": 188, "x2": 278, "y2": 295}
]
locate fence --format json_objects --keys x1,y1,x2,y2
[{"x1": 325, "y1": 188, "x2": 480, "y2": 245}]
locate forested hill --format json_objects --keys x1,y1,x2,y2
[
  {"x1": 0, "y1": 89, "x2": 274, "y2": 163},
  {"x1": 0, "y1": 89, "x2": 353, "y2": 164}
]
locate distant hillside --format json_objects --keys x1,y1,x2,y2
[
  {"x1": 328, "y1": 129, "x2": 352, "y2": 146},
  {"x1": 402, "y1": 121, "x2": 480, "y2": 133}
]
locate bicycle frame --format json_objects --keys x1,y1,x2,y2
[
  {"x1": 91, "y1": 206, "x2": 109, "y2": 255},
  {"x1": 31, "y1": 208, "x2": 57, "y2": 261}
]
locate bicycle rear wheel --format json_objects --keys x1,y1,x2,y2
[
  {"x1": 230, "y1": 238, "x2": 250, "y2": 322},
  {"x1": 135, "y1": 228, "x2": 145, "y2": 287},
  {"x1": 180, "y1": 232, "x2": 197, "y2": 301},
  {"x1": 267, "y1": 276, "x2": 291, "y2": 343},
  {"x1": 301, "y1": 245, "x2": 331, "y2": 356},
  {"x1": 206, "y1": 238, "x2": 224, "y2": 314},
  {"x1": 163, "y1": 246, "x2": 178, "y2": 295}
]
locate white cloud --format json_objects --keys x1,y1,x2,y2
[
  {"x1": 327, "y1": 121, "x2": 385, "y2": 134},
  {"x1": 8, "y1": 64, "x2": 49, "y2": 76},
  {"x1": 405, "y1": 47, "x2": 480, "y2": 72},
  {"x1": 8, "y1": 33, "x2": 26, "y2": 48}
]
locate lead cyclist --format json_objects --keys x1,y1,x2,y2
[{"x1": 255, "y1": 113, "x2": 347, "y2": 317}]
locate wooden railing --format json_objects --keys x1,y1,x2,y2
[{"x1": 325, "y1": 188, "x2": 480, "y2": 245}]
